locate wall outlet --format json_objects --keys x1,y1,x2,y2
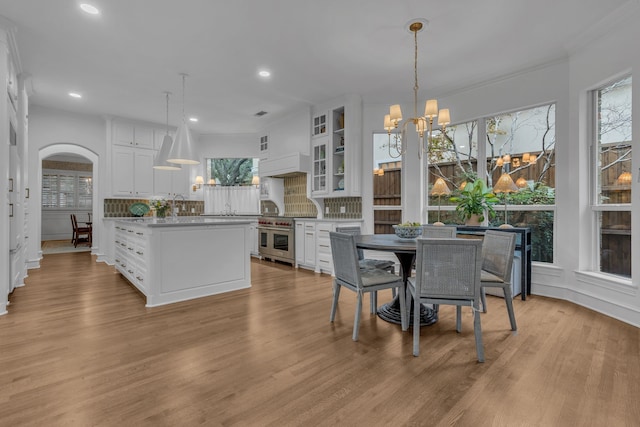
[
  {"x1": 265, "y1": 207, "x2": 269, "y2": 213},
  {"x1": 325, "y1": 206, "x2": 330, "y2": 214},
  {"x1": 191, "y1": 207, "x2": 195, "y2": 213},
  {"x1": 340, "y1": 206, "x2": 346, "y2": 214}
]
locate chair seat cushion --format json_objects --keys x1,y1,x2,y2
[
  {"x1": 359, "y1": 258, "x2": 395, "y2": 270},
  {"x1": 360, "y1": 269, "x2": 401, "y2": 287},
  {"x1": 481, "y1": 269, "x2": 504, "y2": 284}
]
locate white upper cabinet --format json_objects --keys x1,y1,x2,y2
[
  {"x1": 112, "y1": 146, "x2": 154, "y2": 198},
  {"x1": 112, "y1": 120, "x2": 154, "y2": 149},
  {"x1": 310, "y1": 95, "x2": 362, "y2": 198}
]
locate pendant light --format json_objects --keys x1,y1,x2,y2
[
  {"x1": 153, "y1": 91, "x2": 182, "y2": 170},
  {"x1": 167, "y1": 73, "x2": 200, "y2": 165}
]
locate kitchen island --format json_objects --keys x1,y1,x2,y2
[{"x1": 113, "y1": 217, "x2": 252, "y2": 307}]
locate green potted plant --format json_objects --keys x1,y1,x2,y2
[{"x1": 449, "y1": 179, "x2": 499, "y2": 225}]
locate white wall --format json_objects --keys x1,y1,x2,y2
[{"x1": 26, "y1": 105, "x2": 106, "y2": 266}]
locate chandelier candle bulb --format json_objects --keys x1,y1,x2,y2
[
  {"x1": 390, "y1": 105, "x2": 402, "y2": 124},
  {"x1": 425, "y1": 99, "x2": 438, "y2": 118},
  {"x1": 437, "y1": 108, "x2": 450, "y2": 126}
]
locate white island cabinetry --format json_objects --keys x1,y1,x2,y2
[{"x1": 114, "y1": 218, "x2": 252, "y2": 307}]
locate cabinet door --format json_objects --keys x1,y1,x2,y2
[
  {"x1": 134, "y1": 150, "x2": 155, "y2": 197},
  {"x1": 304, "y1": 224, "x2": 316, "y2": 266},
  {"x1": 311, "y1": 139, "x2": 328, "y2": 195},
  {"x1": 112, "y1": 147, "x2": 135, "y2": 195},
  {"x1": 295, "y1": 222, "x2": 305, "y2": 264},
  {"x1": 113, "y1": 121, "x2": 135, "y2": 146},
  {"x1": 134, "y1": 126, "x2": 154, "y2": 149}
]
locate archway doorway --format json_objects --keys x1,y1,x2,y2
[{"x1": 36, "y1": 144, "x2": 99, "y2": 259}]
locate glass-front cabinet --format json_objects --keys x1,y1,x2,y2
[
  {"x1": 310, "y1": 95, "x2": 362, "y2": 198},
  {"x1": 312, "y1": 139, "x2": 328, "y2": 194}
]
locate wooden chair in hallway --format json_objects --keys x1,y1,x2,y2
[{"x1": 70, "y1": 214, "x2": 92, "y2": 247}]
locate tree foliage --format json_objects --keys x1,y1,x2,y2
[{"x1": 209, "y1": 158, "x2": 253, "y2": 186}]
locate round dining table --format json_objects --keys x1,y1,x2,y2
[{"x1": 354, "y1": 234, "x2": 438, "y2": 326}]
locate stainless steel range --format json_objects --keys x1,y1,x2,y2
[{"x1": 257, "y1": 216, "x2": 295, "y2": 265}]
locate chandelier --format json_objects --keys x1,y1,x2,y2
[{"x1": 384, "y1": 20, "x2": 451, "y2": 159}]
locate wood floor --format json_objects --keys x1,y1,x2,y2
[{"x1": 2, "y1": 253, "x2": 639, "y2": 426}]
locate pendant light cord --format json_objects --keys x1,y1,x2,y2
[
  {"x1": 165, "y1": 91, "x2": 170, "y2": 135},
  {"x1": 180, "y1": 73, "x2": 187, "y2": 122}
]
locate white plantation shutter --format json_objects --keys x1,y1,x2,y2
[
  {"x1": 42, "y1": 173, "x2": 58, "y2": 208},
  {"x1": 42, "y1": 170, "x2": 93, "y2": 209}
]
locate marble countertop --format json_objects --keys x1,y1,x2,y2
[{"x1": 113, "y1": 217, "x2": 253, "y2": 227}]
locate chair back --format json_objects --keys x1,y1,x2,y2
[
  {"x1": 422, "y1": 224, "x2": 457, "y2": 238},
  {"x1": 329, "y1": 232, "x2": 363, "y2": 288},
  {"x1": 335, "y1": 226, "x2": 365, "y2": 260},
  {"x1": 70, "y1": 214, "x2": 78, "y2": 231},
  {"x1": 481, "y1": 230, "x2": 517, "y2": 282},
  {"x1": 414, "y1": 238, "x2": 482, "y2": 300}
]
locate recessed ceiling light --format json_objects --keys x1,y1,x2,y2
[
  {"x1": 80, "y1": 4, "x2": 100, "y2": 15},
  {"x1": 258, "y1": 70, "x2": 271, "y2": 78},
  {"x1": 69, "y1": 92, "x2": 82, "y2": 99},
  {"x1": 189, "y1": 117, "x2": 198, "y2": 122}
]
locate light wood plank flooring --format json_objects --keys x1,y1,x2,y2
[{"x1": 1, "y1": 252, "x2": 639, "y2": 426}]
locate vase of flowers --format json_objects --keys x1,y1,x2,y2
[{"x1": 149, "y1": 197, "x2": 170, "y2": 218}]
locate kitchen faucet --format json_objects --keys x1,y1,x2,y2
[
  {"x1": 172, "y1": 194, "x2": 186, "y2": 220},
  {"x1": 224, "y1": 202, "x2": 232, "y2": 215}
]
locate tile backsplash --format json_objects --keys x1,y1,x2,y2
[
  {"x1": 104, "y1": 198, "x2": 204, "y2": 218},
  {"x1": 324, "y1": 197, "x2": 362, "y2": 219},
  {"x1": 283, "y1": 174, "x2": 317, "y2": 217},
  {"x1": 258, "y1": 173, "x2": 361, "y2": 219}
]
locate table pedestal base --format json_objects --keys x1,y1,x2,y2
[{"x1": 377, "y1": 298, "x2": 438, "y2": 326}]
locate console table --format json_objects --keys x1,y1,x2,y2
[{"x1": 455, "y1": 226, "x2": 532, "y2": 300}]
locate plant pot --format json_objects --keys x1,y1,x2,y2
[{"x1": 465, "y1": 214, "x2": 481, "y2": 226}]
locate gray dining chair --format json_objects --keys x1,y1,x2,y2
[
  {"x1": 336, "y1": 226, "x2": 397, "y2": 308},
  {"x1": 480, "y1": 230, "x2": 518, "y2": 331},
  {"x1": 329, "y1": 232, "x2": 405, "y2": 341},
  {"x1": 421, "y1": 224, "x2": 457, "y2": 238},
  {"x1": 403, "y1": 238, "x2": 484, "y2": 361}
]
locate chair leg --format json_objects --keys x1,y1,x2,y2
[
  {"x1": 480, "y1": 287, "x2": 488, "y2": 313},
  {"x1": 391, "y1": 287, "x2": 397, "y2": 298},
  {"x1": 503, "y1": 286, "x2": 517, "y2": 331},
  {"x1": 370, "y1": 291, "x2": 378, "y2": 314},
  {"x1": 330, "y1": 282, "x2": 340, "y2": 322},
  {"x1": 353, "y1": 290, "x2": 363, "y2": 341},
  {"x1": 413, "y1": 292, "x2": 421, "y2": 356},
  {"x1": 473, "y1": 304, "x2": 485, "y2": 363},
  {"x1": 456, "y1": 306, "x2": 462, "y2": 333}
]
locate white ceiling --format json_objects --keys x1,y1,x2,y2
[{"x1": 0, "y1": 0, "x2": 633, "y2": 135}]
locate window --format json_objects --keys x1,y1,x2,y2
[
  {"x1": 42, "y1": 170, "x2": 93, "y2": 209},
  {"x1": 426, "y1": 120, "x2": 478, "y2": 224},
  {"x1": 206, "y1": 158, "x2": 259, "y2": 186},
  {"x1": 426, "y1": 104, "x2": 557, "y2": 263},
  {"x1": 486, "y1": 104, "x2": 556, "y2": 263},
  {"x1": 373, "y1": 132, "x2": 402, "y2": 233},
  {"x1": 593, "y1": 76, "x2": 632, "y2": 278},
  {"x1": 259, "y1": 135, "x2": 268, "y2": 153}
]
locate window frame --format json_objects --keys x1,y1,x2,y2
[{"x1": 590, "y1": 75, "x2": 632, "y2": 279}]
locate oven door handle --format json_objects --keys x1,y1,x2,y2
[{"x1": 259, "y1": 227, "x2": 292, "y2": 233}]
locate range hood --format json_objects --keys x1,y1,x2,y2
[{"x1": 259, "y1": 152, "x2": 310, "y2": 177}]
